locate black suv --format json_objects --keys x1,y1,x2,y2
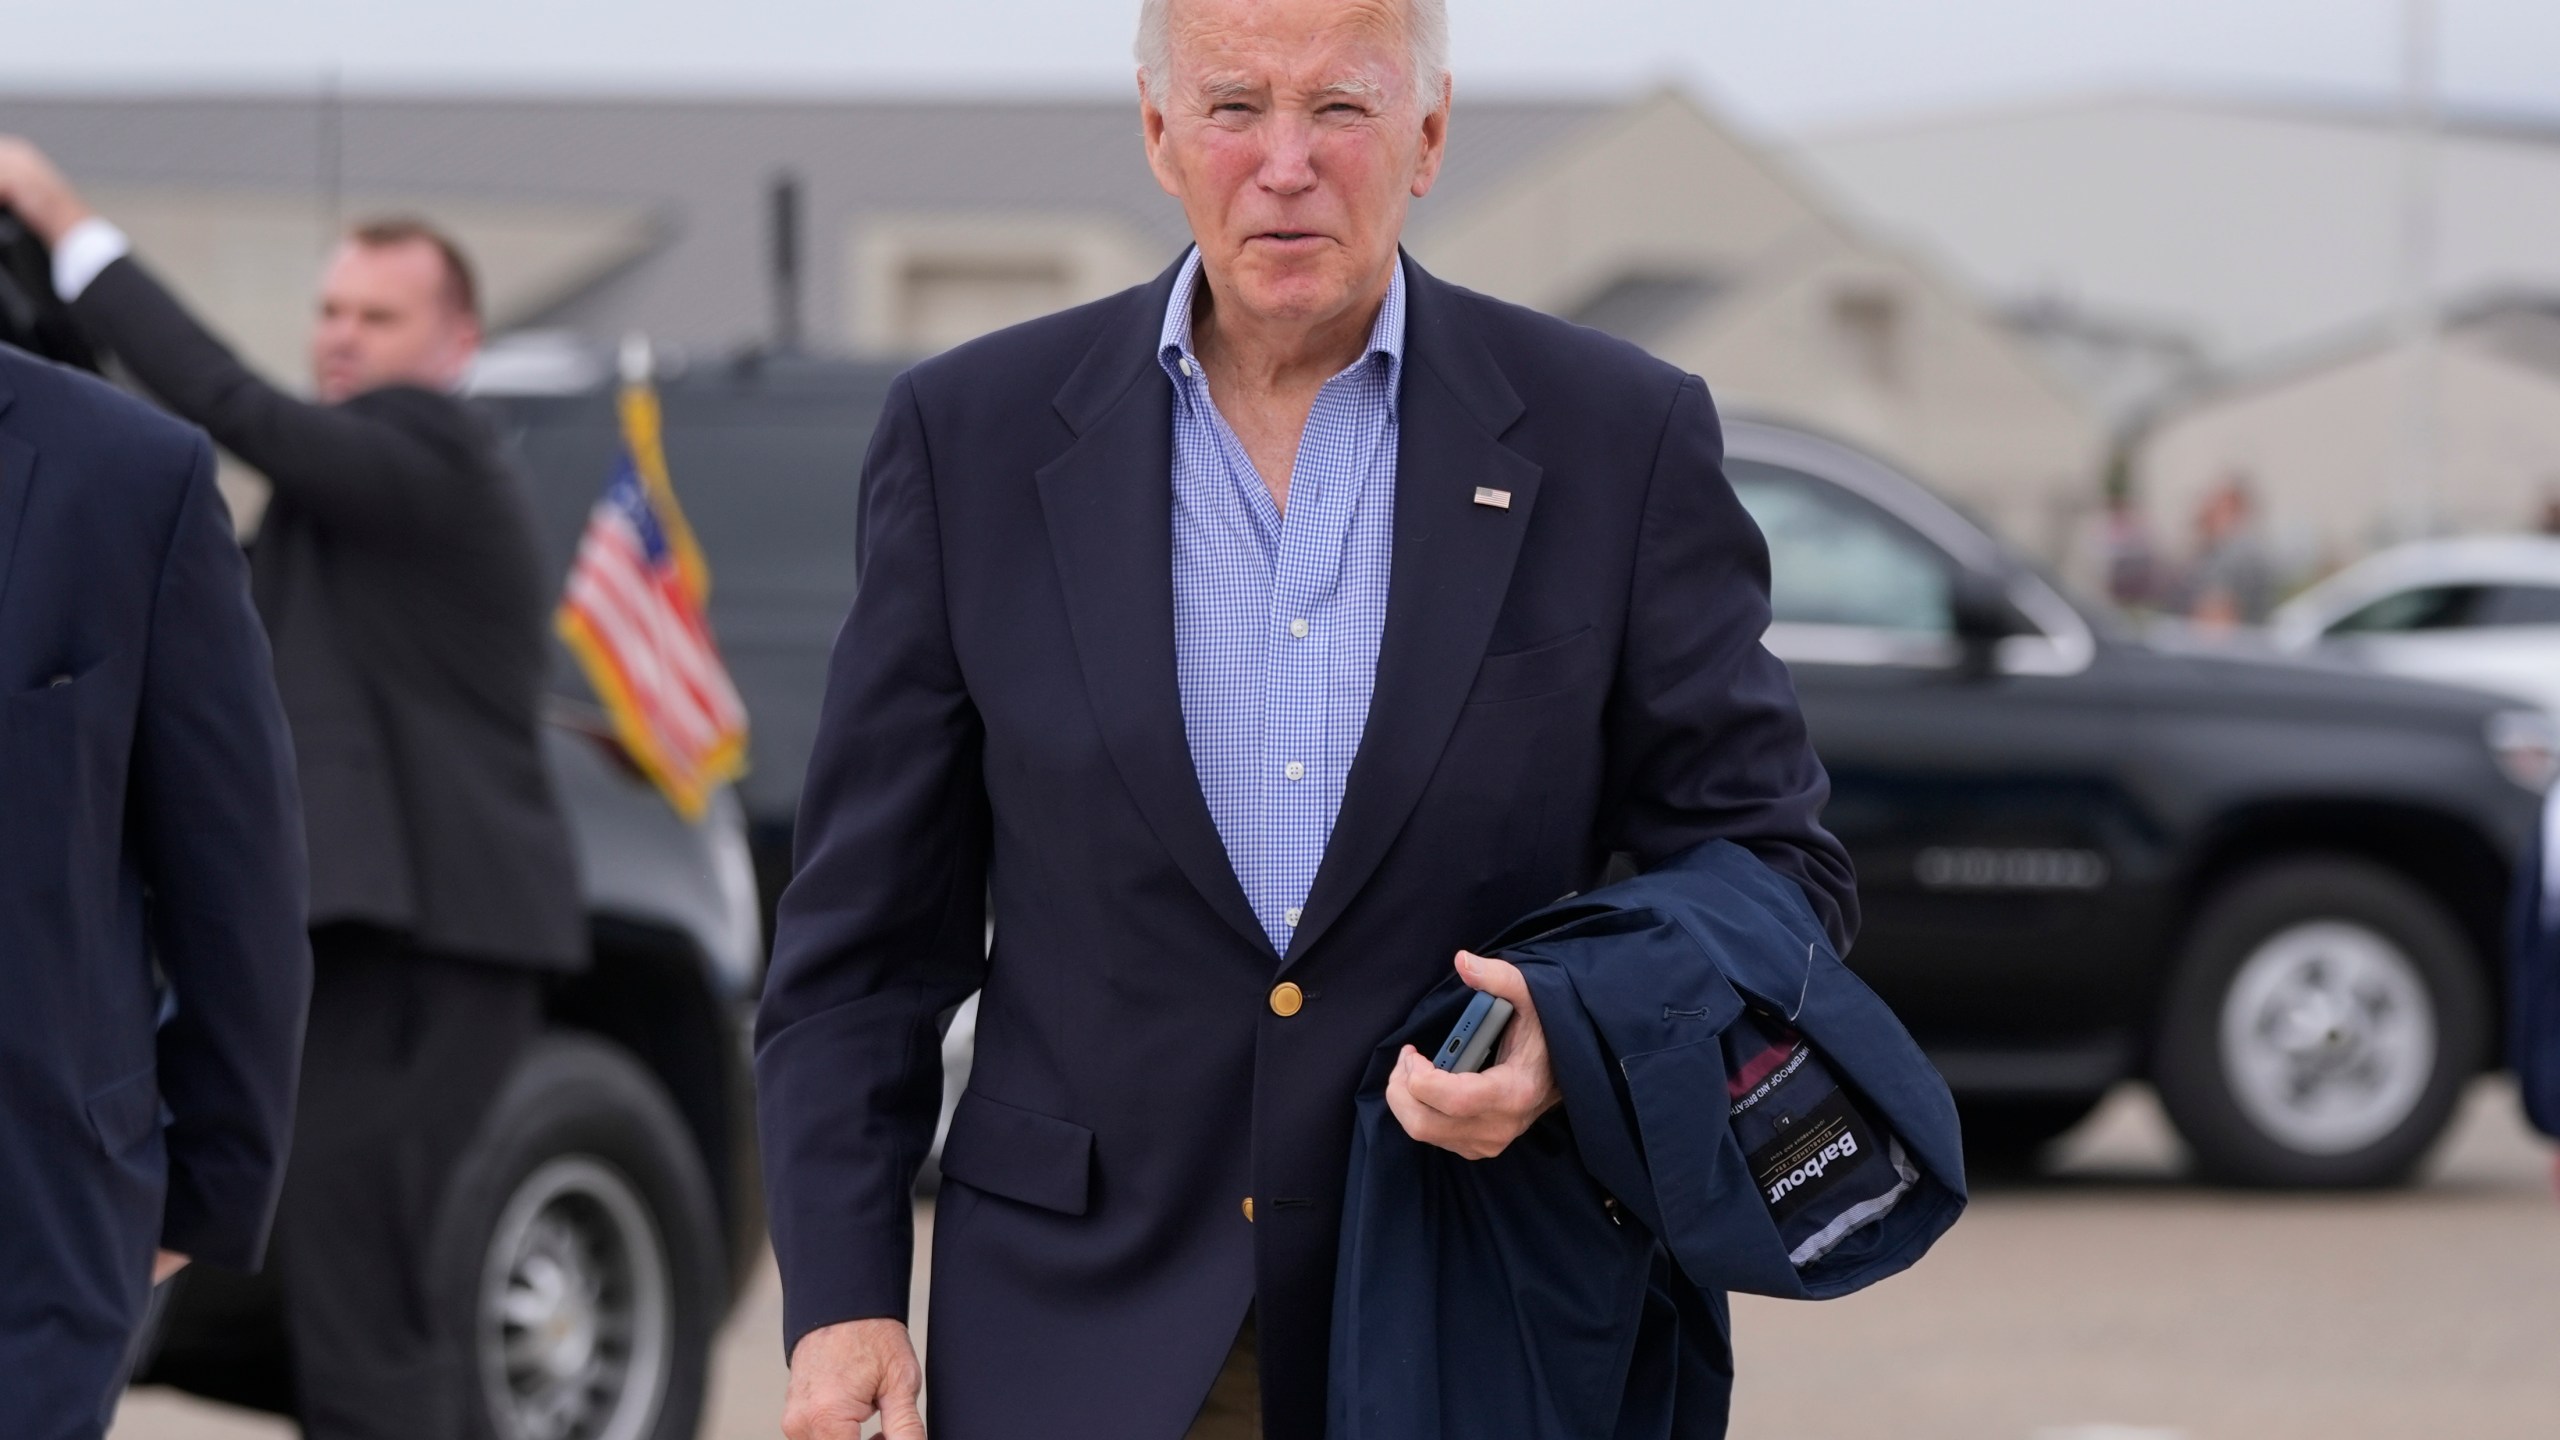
[
  {"x1": 485, "y1": 355, "x2": 2546, "y2": 1192},
  {"x1": 1725, "y1": 420, "x2": 2543, "y2": 1186}
]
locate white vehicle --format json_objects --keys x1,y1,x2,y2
[{"x1": 2271, "y1": 536, "x2": 2560, "y2": 719}]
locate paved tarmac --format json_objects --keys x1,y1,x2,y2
[{"x1": 113, "y1": 1080, "x2": 2559, "y2": 1440}]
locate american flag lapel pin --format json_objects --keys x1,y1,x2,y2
[{"x1": 1472, "y1": 486, "x2": 1513, "y2": 510}]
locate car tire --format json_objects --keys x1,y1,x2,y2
[
  {"x1": 431, "y1": 1033, "x2": 723, "y2": 1440},
  {"x1": 1956, "y1": 1095, "x2": 2103, "y2": 1176},
  {"x1": 2153, "y1": 857, "x2": 2488, "y2": 1188}
]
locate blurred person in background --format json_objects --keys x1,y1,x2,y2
[
  {"x1": 0, "y1": 139, "x2": 585, "y2": 1440},
  {"x1": 754, "y1": 0, "x2": 1854, "y2": 1435},
  {"x1": 2176, "y1": 471, "x2": 2275, "y2": 630},
  {"x1": 2080, "y1": 485, "x2": 2160, "y2": 611},
  {"x1": 0, "y1": 337, "x2": 308, "y2": 1440}
]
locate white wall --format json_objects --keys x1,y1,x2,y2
[
  {"x1": 1408, "y1": 91, "x2": 1846, "y2": 316},
  {"x1": 842, "y1": 212, "x2": 1160, "y2": 356},
  {"x1": 2140, "y1": 335, "x2": 2560, "y2": 574},
  {"x1": 1412, "y1": 90, "x2": 2109, "y2": 558},
  {"x1": 1672, "y1": 239, "x2": 2106, "y2": 556},
  {"x1": 1801, "y1": 98, "x2": 2560, "y2": 365}
]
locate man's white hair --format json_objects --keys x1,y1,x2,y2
[{"x1": 1135, "y1": 0, "x2": 1450, "y2": 113}]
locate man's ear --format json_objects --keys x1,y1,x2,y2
[
  {"x1": 1139, "y1": 74, "x2": 1182, "y2": 199},
  {"x1": 1411, "y1": 76, "x2": 1451, "y2": 200},
  {"x1": 442, "y1": 318, "x2": 484, "y2": 387}
]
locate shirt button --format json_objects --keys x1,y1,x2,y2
[
  {"x1": 1284, "y1": 760, "x2": 1305, "y2": 782},
  {"x1": 1290, "y1": 618, "x2": 1309, "y2": 639},
  {"x1": 1284, "y1": 906, "x2": 1302, "y2": 928},
  {"x1": 1179, "y1": 356, "x2": 1197, "y2": 377},
  {"x1": 1270, "y1": 982, "x2": 1304, "y2": 1017}
]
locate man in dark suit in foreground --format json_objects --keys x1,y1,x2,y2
[
  {"x1": 0, "y1": 339, "x2": 309, "y2": 1440},
  {"x1": 755, "y1": 1, "x2": 1857, "y2": 1437},
  {"x1": 0, "y1": 142, "x2": 586, "y2": 1439}
]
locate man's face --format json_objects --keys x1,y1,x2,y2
[
  {"x1": 308, "y1": 239, "x2": 480, "y2": 403},
  {"x1": 1143, "y1": 0, "x2": 1447, "y2": 334}
]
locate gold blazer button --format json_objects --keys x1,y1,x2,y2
[{"x1": 1269, "y1": 982, "x2": 1304, "y2": 1017}]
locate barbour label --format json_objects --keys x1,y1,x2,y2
[{"x1": 1745, "y1": 1085, "x2": 1880, "y2": 1224}]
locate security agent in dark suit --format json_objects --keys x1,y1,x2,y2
[
  {"x1": 755, "y1": 3, "x2": 1855, "y2": 1437},
  {"x1": 0, "y1": 340, "x2": 308, "y2": 1440},
  {"x1": 0, "y1": 141, "x2": 585, "y2": 1439}
]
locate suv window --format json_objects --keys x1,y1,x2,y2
[
  {"x1": 2477, "y1": 584, "x2": 2560, "y2": 626},
  {"x1": 2330, "y1": 585, "x2": 2481, "y2": 634},
  {"x1": 1730, "y1": 461, "x2": 1953, "y2": 633}
]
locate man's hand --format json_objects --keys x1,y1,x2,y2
[
  {"x1": 784, "y1": 1317, "x2": 925, "y2": 1440},
  {"x1": 1385, "y1": 950, "x2": 1562, "y2": 1160},
  {"x1": 151, "y1": 1250, "x2": 189, "y2": 1285},
  {"x1": 0, "y1": 137, "x2": 96, "y2": 245}
]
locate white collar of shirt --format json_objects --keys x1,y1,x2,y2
[{"x1": 1156, "y1": 247, "x2": 1408, "y2": 412}]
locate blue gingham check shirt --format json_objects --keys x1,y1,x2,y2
[{"x1": 1161, "y1": 248, "x2": 1405, "y2": 953}]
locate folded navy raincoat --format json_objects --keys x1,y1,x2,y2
[{"x1": 1329, "y1": 840, "x2": 1966, "y2": 1438}]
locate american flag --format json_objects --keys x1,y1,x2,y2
[{"x1": 555, "y1": 380, "x2": 748, "y2": 820}]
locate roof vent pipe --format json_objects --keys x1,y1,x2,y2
[{"x1": 769, "y1": 170, "x2": 803, "y2": 354}]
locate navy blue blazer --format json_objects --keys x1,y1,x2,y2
[
  {"x1": 1331, "y1": 840, "x2": 1964, "y2": 1439},
  {"x1": 0, "y1": 345, "x2": 309, "y2": 1437},
  {"x1": 755, "y1": 253, "x2": 1857, "y2": 1440}
]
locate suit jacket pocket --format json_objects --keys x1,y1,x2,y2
[
  {"x1": 1, "y1": 662, "x2": 105, "y2": 894},
  {"x1": 3, "y1": 664, "x2": 84, "y2": 746},
  {"x1": 3, "y1": 649, "x2": 123, "y2": 766},
  {"x1": 938, "y1": 1091, "x2": 1095, "y2": 1216},
  {"x1": 1466, "y1": 626, "x2": 1597, "y2": 706},
  {"x1": 87, "y1": 1067, "x2": 164, "y2": 1158}
]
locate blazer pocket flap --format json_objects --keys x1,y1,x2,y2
[
  {"x1": 939, "y1": 1091, "x2": 1095, "y2": 1216},
  {"x1": 86, "y1": 1068, "x2": 163, "y2": 1156},
  {"x1": 1467, "y1": 625, "x2": 1596, "y2": 705}
]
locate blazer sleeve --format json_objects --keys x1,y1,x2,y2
[
  {"x1": 72, "y1": 254, "x2": 476, "y2": 541},
  {"x1": 753, "y1": 372, "x2": 992, "y2": 1353},
  {"x1": 1599, "y1": 375, "x2": 1860, "y2": 953},
  {"x1": 130, "y1": 435, "x2": 314, "y2": 1272}
]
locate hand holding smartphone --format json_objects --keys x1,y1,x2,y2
[{"x1": 1431, "y1": 990, "x2": 1516, "y2": 1074}]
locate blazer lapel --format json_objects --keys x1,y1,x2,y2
[
  {"x1": 1286, "y1": 259, "x2": 1543, "y2": 965},
  {"x1": 1036, "y1": 260, "x2": 1273, "y2": 957},
  {"x1": 0, "y1": 373, "x2": 33, "y2": 628}
]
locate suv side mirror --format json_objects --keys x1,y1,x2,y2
[{"x1": 1949, "y1": 569, "x2": 2018, "y2": 678}]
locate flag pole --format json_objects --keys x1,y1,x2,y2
[
  {"x1": 620, "y1": 331, "x2": 653, "y2": 389},
  {"x1": 2394, "y1": 0, "x2": 2442, "y2": 541}
]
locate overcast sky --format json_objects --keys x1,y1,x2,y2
[{"x1": 8, "y1": 0, "x2": 2558, "y2": 134}]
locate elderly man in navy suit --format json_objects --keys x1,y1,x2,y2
[
  {"x1": 0, "y1": 340, "x2": 309, "y2": 1440},
  {"x1": 754, "y1": 0, "x2": 1859, "y2": 1436}
]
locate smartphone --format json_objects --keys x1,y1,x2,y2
[{"x1": 1431, "y1": 991, "x2": 1516, "y2": 1074}]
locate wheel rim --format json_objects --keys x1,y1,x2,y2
[
  {"x1": 477, "y1": 1156, "x2": 673, "y2": 1440},
  {"x1": 2217, "y1": 919, "x2": 2437, "y2": 1156}
]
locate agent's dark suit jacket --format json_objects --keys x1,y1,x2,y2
[
  {"x1": 0, "y1": 344, "x2": 309, "y2": 1440},
  {"x1": 755, "y1": 253, "x2": 1857, "y2": 1440},
  {"x1": 72, "y1": 257, "x2": 583, "y2": 967}
]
